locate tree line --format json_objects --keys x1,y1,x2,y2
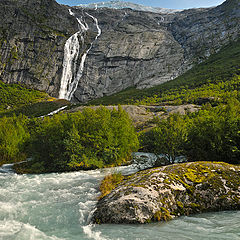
[
  {"x1": 0, "y1": 100, "x2": 239, "y2": 173},
  {"x1": 0, "y1": 106, "x2": 139, "y2": 173},
  {"x1": 140, "y1": 99, "x2": 240, "y2": 165}
]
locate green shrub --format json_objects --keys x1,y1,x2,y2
[
  {"x1": 140, "y1": 114, "x2": 189, "y2": 164},
  {"x1": 185, "y1": 99, "x2": 240, "y2": 163},
  {"x1": 28, "y1": 106, "x2": 139, "y2": 172},
  {"x1": 140, "y1": 100, "x2": 240, "y2": 165},
  {"x1": 0, "y1": 115, "x2": 29, "y2": 164}
]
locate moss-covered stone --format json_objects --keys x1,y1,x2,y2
[{"x1": 93, "y1": 162, "x2": 240, "y2": 224}]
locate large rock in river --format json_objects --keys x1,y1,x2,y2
[{"x1": 93, "y1": 162, "x2": 240, "y2": 224}]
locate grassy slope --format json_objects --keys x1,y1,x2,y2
[
  {"x1": 87, "y1": 39, "x2": 240, "y2": 106},
  {"x1": 0, "y1": 82, "x2": 71, "y2": 118},
  {"x1": 0, "y1": 81, "x2": 49, "y2": 111}
]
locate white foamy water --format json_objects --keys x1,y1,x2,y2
[
  {"x1": 0, "y1": 155, "x2": 240, "y2": 240},
  {"x1": 59, "y1": 9, "x2": 101, "y2": 101}
]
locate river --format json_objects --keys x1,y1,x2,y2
[{"x1": 0, "y1": 156, "x2": 240, "y2": 240}]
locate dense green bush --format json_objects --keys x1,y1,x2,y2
[
  {"x1": 28, "y1": 106, "x2": 139, "y2": 172},
  {"x1": 140, "y1": 100, "x2": 240, "y2": 164},
  {"x1": 185, "y1": 100, "x2": 240, "y2": 164},
  {"x1": 0, "y1": 106, "x2": 138, "y2": 173},
  {"x1": 0, "y1": 115, "x2": 29, "y2": 164}
]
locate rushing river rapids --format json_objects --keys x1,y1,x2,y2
[{"x1": 0, "y1": 154, "x2": 240, "y2": 240}]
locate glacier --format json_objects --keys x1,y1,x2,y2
[{"x1": 77, "y1": 0, "x2": 180, "y2": 14}]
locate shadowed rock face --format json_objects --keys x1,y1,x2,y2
[
  {"x1": 0, "y1": 0, "x2": 239, "y2": 102},
  {"x1": 92, "y1": 162, "x2": 240, "y2": 224},
  {"x1": 0, "y1": 0, "x2": 78, "y2": 96}
]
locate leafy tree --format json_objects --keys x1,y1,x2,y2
[
  {"x1": 185, "y1": 99, "x2": 240, "y2": 163},
  {"x1": 65, "y1": 106, "x2": 139, "y2": 170},
  {"x1": 28, "y1": 106, "x2": 139, "y2": 172},
  {"x1": 29, "y1": 113, "x2": 72, "y2": 171},
  {"x1": 141, "y1": 114, "x2": 188, "y2": 164}
]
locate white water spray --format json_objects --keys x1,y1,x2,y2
[
  {"x1": 1, "y1": 154, "x2": 240, "y2": 239},
  {"x1": 0, "y1": 164, "x2": 14, "y2": 173},
  {"x1": 39, "y1": 106, "x2": 68, "y2": 118},
  {"x1": 86, "y1": 13, "x2": 102, "y2": 40},
  {"x1": 59, "y1": 10, "x2": 102, "y2": 101}
]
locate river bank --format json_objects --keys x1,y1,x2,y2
[{"x1": 1, "y1": 161, "x2": 240, "y2": 240}]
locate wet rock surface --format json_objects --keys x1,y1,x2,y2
[{"x1": 92, "y1": 162, "x2": 240, "y2": 224}]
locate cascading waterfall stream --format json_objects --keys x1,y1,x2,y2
[{"x1": 59, "y1": 9, "x2": 102, "y2": 101}]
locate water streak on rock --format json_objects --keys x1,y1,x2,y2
[{"x1": 59, "y1": 10, "x2": 101, "y2": 101}]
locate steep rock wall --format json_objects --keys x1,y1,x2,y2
[
  {"x1": 0, "y1": 0, "x2": 79, "y2": 96},
  {"x1": 0, "y1": 0, "x2": 239, "y2": 102},
  {"x1": 72, "y1": 0, "x2": 240, "y2": 102}
]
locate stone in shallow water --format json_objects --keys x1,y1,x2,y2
[{"x1": 92, "y1": 161, "x2": 240, "y2": 224}]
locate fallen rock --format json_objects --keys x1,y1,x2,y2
[{"x1": 92, "y1": 162, "x2": 240, "y2": 224}]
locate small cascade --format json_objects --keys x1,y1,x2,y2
[
  {"x1": 39, "y1": 105, "x2": 68, "y2": 118},
  {"x1": 86, "y1": 12, "x2": 102, "y2": 39},
  {"x1": 59, "y1": 9, "x2": 102, "y2": 101},
  {"x1": 0, "y1": 163, "x2": 14, "y2": 173}
]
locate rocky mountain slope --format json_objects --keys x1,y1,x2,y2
[
  {"x1": 0, "y1": 0, "x2": 78, "y2": 96},
  {"x1": 0, "y1": 0, "x2": 239, "y2": 102}
]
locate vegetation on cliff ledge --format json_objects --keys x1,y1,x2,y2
[{"x1": 0, "y1": 81, "x2": 49, "y2": 112}]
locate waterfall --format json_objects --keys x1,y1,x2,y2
[
  {"x1": 59, "y1": 9, "x2": 102, "y2": 101},
  {"x1": 86, "y1": 12, "x2": 102, "y2": 40}
]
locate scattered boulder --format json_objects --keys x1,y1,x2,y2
[{"x1": 92, "y1": 162, "x2": 240, "y2": 224}]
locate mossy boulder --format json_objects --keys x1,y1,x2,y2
[{"x1": 93, "y1": 162, "x2": 240, "y2": 224}]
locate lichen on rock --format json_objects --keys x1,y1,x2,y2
[{"x1": 92, "y1": 162, "x2": 240, "y2": 224}]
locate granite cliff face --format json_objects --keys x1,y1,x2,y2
[
  {"x1": 0, "y1": 0, "x2": 239, "y2": 102},
  {"x1": 0, "y1": 0, "x2": 78, "y2": 96}
]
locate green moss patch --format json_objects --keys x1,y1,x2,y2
[{"x1": 94, "y1": 162, "x2": 240, "y2": 224}]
